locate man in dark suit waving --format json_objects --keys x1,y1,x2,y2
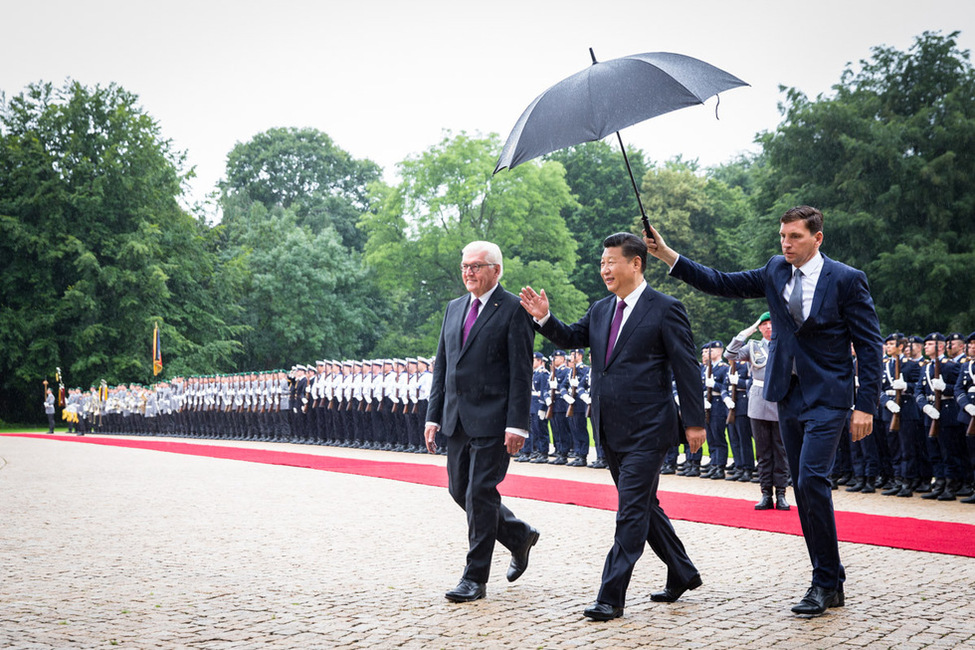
[
  {"x1": 520, "y1": 232, "x2": 706, "y2": 621},
  {"x1": 425, "y1": 240, "x2": 540, "y2": 603},
  {"x1": 645, "y1": 205, "x2": 883, "y2": 616}
]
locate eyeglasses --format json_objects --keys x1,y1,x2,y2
[{"x1": 461, "y1": 263, "x2": 496, "y2": 273}]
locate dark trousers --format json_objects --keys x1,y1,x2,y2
[
  {"x1": 446, "y1": 425, "x2": 532, "y2": 584},
  {"x1": 568, "y1": 412, "x2": 589, "y2": 458},
  {"x1": 550, "y1": 412, "x2": 571, "y2": 455},
  {"x1": 599, "y1": 441, "x2": 698, "y2": 607},
  {"x1": 778, "y1": 378, "x2": 847, "y2": 591},
  {"x1": 531, "y1": 415, "x2": 550, "y2": 456},
  {"x1": 728, "y1": 413, "x2": 754, "y2": 469},
  {"x1": 751, "y1": 418, "x2": 788, "y2": 490}
]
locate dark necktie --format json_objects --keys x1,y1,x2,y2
[
  {"x1": 606, "y1": 299, "x2": 627, "y2": 360},
  {"x1": 462, "y1": 298, "x2": 480, "y2": 346},
  {"x1": 789, "y1": 268, "x2": 804, "y2": 326}
]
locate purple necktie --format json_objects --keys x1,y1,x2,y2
[
  {"x1": 462, "y1": 298, "x2": 480, "y2": 346},
  {"x1": 606, "y1": 299, "x2": 627, "y2": 360}
]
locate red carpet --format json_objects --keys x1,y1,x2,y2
[{"x1": 8, "y1": 433, "x2": 974, "y2": 558}]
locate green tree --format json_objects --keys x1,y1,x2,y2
[
  {"x1": 220, "y1": 127, "x2": 381, "y2": 251},
  {"x1": 362, "y1": 132, "x2": 587, "y2": 355},
  {"x1": 546, "y1": 140, "x2": 649, "y2": 303},
  {"x1": 640, "y1": 160, "x2": 757, "y2": 346},
  {"x1": 0, "y1": 80, "x2": 241, "y2": 422},
  {"x1": 221, "y1": 202, "x2": 382, "y2": 369},
  {"x1": 758, "y1": 31, "x2": 975, "y2": 333}
]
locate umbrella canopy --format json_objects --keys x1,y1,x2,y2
[{"x1": 494, "y1": 51, "x2": 749, "y2": 174}]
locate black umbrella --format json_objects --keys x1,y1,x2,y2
[{"x1": 494, "y1": 49, "x2": 748, "y2": 235}]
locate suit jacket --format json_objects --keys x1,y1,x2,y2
[
  {"x1": 671, "y1": 254, "x2": 883, "y2": 414},
  {"x1": 538, "y1": 286, "x2": 705, "y2": 453},
  {"x1": 426, "y1": 283, "x2": 534, "y2": 438}
]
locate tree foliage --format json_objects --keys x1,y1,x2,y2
[
  {"x1": 220, "y1": 127, "x2": 381, "y2": 251},
  {"x1": 757, "y1": 31, "x2": 975, "y2": 333},
  {"x1": 362, "y1": 132, "x2": 588, "y2": 355},
  {"x1": 0, "y1": 81, "x2": 241, "y2": 421}
]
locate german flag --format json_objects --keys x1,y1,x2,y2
[{"x1": 152, "y1": 323, "x2": 163, "y2": 376}]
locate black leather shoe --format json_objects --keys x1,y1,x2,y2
[
  {"x1": 445, "y1": 578, "x2": 486, "y2": 602},
  {"x1": 583, "y1": 601, "x2": 623, "y2": 621},
  {"x1": 791, "y1": 585, "x2": 843, "y2": 615},
  {"x1": 660, "y1": 463, "x2": 676, "y2": 475},
  {"x1": 754, "y1": 494, "x2": 774, "y2": 510},
  {"x1": 650, "y1": 574, "x2": 703, "y2": 602},
  {"x1": 567, "y1": 457, "x2": 587, "y2": 467},
  {"x1": 737, "y1": 469, "x2": 753, "y2": 483},
  {"x1": 507, "y1": 528, "x2": 540, "y2": 582},
  {"x1": 590, "y1": 458, "x2": 608, "y2": 469},
  {"x1": 845, "y1": 477, "x2": 865, "y2": 492},
  {"x1": 860, "y1": 477, "x2": 876, "y2": 494}
]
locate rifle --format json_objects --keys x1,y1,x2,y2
[
  {"x1": 391, "y1": 375, "x2": 400, "y2": 414},
  {"x1": 566, "y1": 363, "x2": 578, "y2": 417},
  {"x1": 726, "y1": 363, "x2": 737, "y2": 426},
  {"x1": 705, "y1": 353, "x2": 713, "y2": 427},
  {"x1": 929, "y1": 355, "x2": 941, "y2": 438},
  {"x1": 544, "y1": 361, "x2": 557, "y2": 420},
  {"x1": 889, "y1": 355, "x2": 902, "y2": 433}
]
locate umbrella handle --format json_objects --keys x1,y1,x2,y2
[{"x1": 616, "y1": 131, "x2": 653, "y2": 242}]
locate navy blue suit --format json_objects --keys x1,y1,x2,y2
[
  {"x1": 537, "y1": 284, "x2": 705, "y2": 607},
  {"x1": 671, "y1": 253, "x2": 882, "y2": 592}
]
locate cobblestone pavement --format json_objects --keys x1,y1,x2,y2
[{"x1": 1, "y1": 434, "x2": 973, "y2": 649}]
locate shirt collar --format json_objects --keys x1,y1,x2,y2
[
  {"x1": 471, "y1": 282, "x2": 498, "y2": 307},
  {"x1": 618, "y1": 279, "x2": 648, "y2": 306},
  {"x1": 796, "y1": 251, "x2": 824, "y2": 277}
]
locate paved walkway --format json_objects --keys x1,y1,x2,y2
[{"x1": 1, "y1": 433, "x2": 973, "y2": 649}]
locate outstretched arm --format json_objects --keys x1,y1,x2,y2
[{"x1": 643, "y1": 224, "x2": 679, "y2": 268}]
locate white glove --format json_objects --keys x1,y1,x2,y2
[
  {"x1": 923, "y1": 404, "x2": 940, "y2": 420},
  {"x1": 965, "y1": 404, "x2": 975, "y2": 417},
  {"x1": 410, "y1": 395, "x2": 418, "y2": 403},
  {"x1": 704, "y1": 399, "x2": 711, "y2": 410},
  {"x1": 537, "y1": 410, "x2": 546, "y2": 419},
  {"x1": 569, "y1": 378, "x2": 579, "y2": 387},
  {"x1": 563, "y1": 395, "x2": 576, "y2": 405},
  {"x1": 674, "y1": 395, "x2": 680, "y2": 406},
  {"x1": 545, "y1": 396, "x2": 552, "y2": 406},
  {"x1": 930, "y1": 377, "x2": 947, "y2": 392},
  {"x1": 301, "y1": 397, "x2": 308, "y2": 405},
  {"x1": 890, "y1": 378, "x2": 908, "y2": 391},
  {"x1": 581, "y1": 394, "x2": 591, "y2": 405},
  {"x1": 885, "y1": 401, "x2": 901, "y2": 414},
  {"x1": 723, "y1": 396, "x2": 735, "y2": 410},
  {"x1": 728, "y1": 373, "x2": 740, "y2": 385},
  {"x1": 855, "y1": 376, "x2": 860, "y2": 388},
  {"x1": 548, "y1": 379, "x2": 558, "y2": 389},
  {"x1": 705, "y1": 377, "x2": 716, "y2": 388}
]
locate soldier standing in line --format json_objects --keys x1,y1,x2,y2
[
  {"x1": 727, "y1": 313, "x2": 791, "y2": 510},
  {"x1": 585, "y1": 350, "x2": 608, "y2": 469},
  {"x1": 518, "y1": 353, "x2": 545, "y2": 463},
  {"x1": 43, "y1": 385, "x2": 56, "y2": 433},
  {"x1": 547, "y1": 350, "x2": 571, "y2": 465},
  {"x1": 406, "y1": 358, "x2": 422, "y2": 452},
  {"x1": 953, "y1": 332, "x2": 975, "y2": 504},
  {"x1": 416, "y1": 358, "x2": 433, "y2": 453},
  {"x1": 528, "y1": 353, "x2": 551, "y2": 463},
  {"x1": 721, "y1": 357, "x2": 754, "y2": 483},
  {"x1": 878, "y1": 334, "x2": 925, "y2": 497},
  {"x1": 701, "y1": 341, "x2": 730, "y2": 480},
  {"x1": 915, "y1": 333, "x2": 967, "y2": 500},
  {"x1": 566, "y1": 349, "x2": 591, "y2": 467}
]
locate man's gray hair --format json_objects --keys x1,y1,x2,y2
[{"x1": 462, "y1": 240, "x2": 504, "y2": 280}]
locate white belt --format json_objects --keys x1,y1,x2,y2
[{"x1": 752, "y1": 379, "x2": 764, "y2": 387}]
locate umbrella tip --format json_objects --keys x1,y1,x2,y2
[{"x1": 589, "y1": 47, "x2": 597, "y2": 64}]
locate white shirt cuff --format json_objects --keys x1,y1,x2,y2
[
  {"x1": 534, "y1": 311, "x2": 552, "y2": 327},
  {"x1": 505, "y1": 427, "x2": 529, "y2": 438}
]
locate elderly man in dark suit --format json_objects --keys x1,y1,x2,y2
[
  {"x1": 520, "y1": 232, "x2": 706, "y2": 622},
  {"x1": 425, "y1": 240, "x2": 540, "y2": 604},
  {"x1": 645, "y1": 205, "x2": 883, "y2": 616}
]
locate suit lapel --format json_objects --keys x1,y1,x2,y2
[{"x1": 459, "y1": 284, "x2": 504, "y2": 358}]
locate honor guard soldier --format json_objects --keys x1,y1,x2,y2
[
  {"x1": 547, "y1": 350, "x2": 571, "y2": 464},
  {"x1": 953, "y1": 332, "x2": 975, "y2": 503},
  {"x1": 566, "y1": 349, "x2": 591, "y2": 466},
  {"x1": 915, "y1": 333, "x2": 967, "y2": 500},
  {"x1": 878, "y1": 334, "x2": 925, "y2": 497},
  {"x1": 521, "y1": 352, "x2": 547, "y2": 463},
  {"x1": 721, "y1": 355, "x2": 754, "y2": 483},
  {"x1": 701, "y1": 341, "x2": 730, "y2": 479}
]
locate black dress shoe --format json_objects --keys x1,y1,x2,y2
[
  {"x1": 445, "y1": 578, "x2": 486, "y2": 602},
  {"x1": 583, "y1": 601, "x2": 623, "y2": 621},
  {"x1": 660, "y1": 463, "x2": 676, "y2": 475},
  {"x1": 650, "y1": 574, "x2": 703, "y2": 602},
  {"x1": 507, "y1": 528, "x2": 540, "y2": 582},
  {"x1": 791, "y1": 585, "x2": 843, "y2": 615},
  {"x1": 754, "y1": 494, "x2": 774, "y2": 510},
  {"x1": 590, "y1": 458, "x2": 608, "y2": 469}
]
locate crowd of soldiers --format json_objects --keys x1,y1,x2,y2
[{"x1": 46, "y1": 330, "x2": 975, "y2": 505}]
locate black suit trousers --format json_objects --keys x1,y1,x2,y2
[
  {"x1": 446, "y1": 424, "x2": 531, "y2": 583},
  {"x1": 599, "y1": 442, "x2": 698, "y2": 607}
]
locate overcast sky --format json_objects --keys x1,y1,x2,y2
[{"x1": 3, "y1": 1, "x2": 974, "y2": 218}]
